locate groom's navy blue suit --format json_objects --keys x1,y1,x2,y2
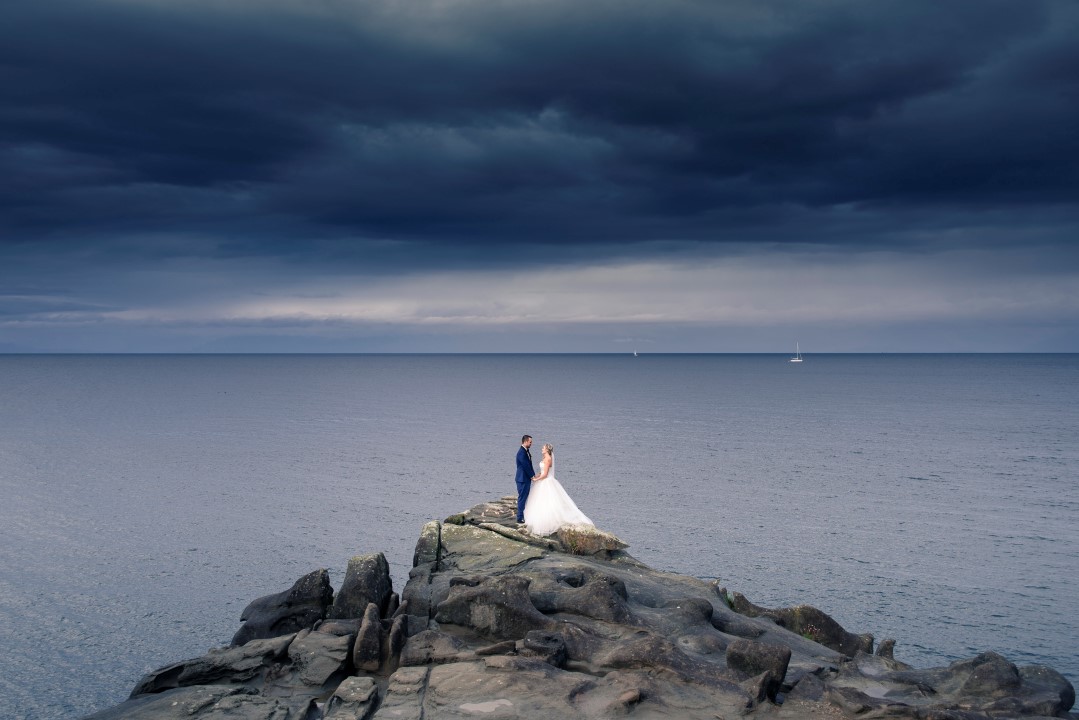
[{"x1": 515, "y1": 445, "x2": 534, "y2": 523}]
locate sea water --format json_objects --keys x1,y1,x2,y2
[{"x1": 0, "y1": 354, "x2": 1075, "y2": 718}]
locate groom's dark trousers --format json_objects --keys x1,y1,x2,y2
[{"x1": 515, "y1": 446, "x2": 534, "y2": 523}]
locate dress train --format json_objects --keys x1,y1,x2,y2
[{"x1": 524, "y1": 461, "x2": 593, "y2": 536}]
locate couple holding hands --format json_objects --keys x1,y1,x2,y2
[{"x1": 514, "y1": 434, "x2": 593, "y2": 536}]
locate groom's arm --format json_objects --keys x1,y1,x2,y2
[{"x1": 516, "y1": 449, "x2": 533, "y2": 478}]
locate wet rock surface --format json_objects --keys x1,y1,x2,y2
[{"x1": 88, "y1": 497, "x2": 1076, "y2": 720}]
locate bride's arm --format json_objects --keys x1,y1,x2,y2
[{"x1": 534, "y1": 460, "x2": 550, "y2": 481}]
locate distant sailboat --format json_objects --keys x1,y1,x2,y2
[
  {"x1": 634, "y1": 350, "x2": 638, "y2": 357},
  {"x1": 789, "y1": 342, "x2": 803, "y2": 363}
]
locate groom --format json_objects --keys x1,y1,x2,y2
[{"x1": 515, "y1": 435, "x2": 536, "y2": 524}]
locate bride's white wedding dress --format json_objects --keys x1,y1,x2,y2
[{"x1": 524, "y1": 460, "x2": 593, "y2": 536}]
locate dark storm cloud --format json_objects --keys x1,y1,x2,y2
[{"x1": 1, "y1": 0, "x2": 1077, "y2": 253}]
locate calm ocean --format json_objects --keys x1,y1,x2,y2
[{"x1": 0, "y1": 354, "x2": 1076, "y2": 718}]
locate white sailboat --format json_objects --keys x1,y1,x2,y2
[{"x1": 789, "y1": 342, "x2": 803, "y2": 363}]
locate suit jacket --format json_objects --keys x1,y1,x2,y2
[{"x1": 515, "y1": 446, "x2": 534, "y2": 486}]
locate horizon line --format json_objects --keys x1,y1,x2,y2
[{"x1": 2, "y1": 351, "x2": 1077, "y2": 356}]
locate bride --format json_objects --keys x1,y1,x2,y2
[{"x1": 524, "y1": 443, "x2": 593, "y2": 536}]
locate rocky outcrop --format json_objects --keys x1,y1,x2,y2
[
  {"x1": 324, "y1": 676, "x2": 378, "y2": 720},
  {"x1": 86, "y1": 686, "x2": 292, "y2": 720},
  {"x1": 352, "y1": 603, "x2": 383, "y2": 672},
  {"x1": 331, "y1": 553, "x2": 393, "y2": 618},
  {"x1": 728, "y1": 591, "x2": 874, "y2": 657},
  {"x1": 447, "y1": 495, "x2": 629, "y2": 555},
  {"x1": 231, "y1": 568, "x2": 333, "y2": 646},
  {"x1": 434, "y1": 574, "x2": 558, "y2": 639},
  {"x1": 130, "y1": 635, "x2": 295, "y2": 696},
  {"x1": 411, "y1": 520, "x2": 440, "y2": 568},
  {"x1": 288, "y1": 628, "x2": 352, "y2": 687},
  {"x1": 88, "y1": 498, "x2": 1076, "y2": 720},
  {"x1": 816, "y1": 649, "x2": 1077, "y2": 718},
  {"x1": 725, "y1": 638, "x2": 792, "y2": 700},
  {"x1": 399, "y1": 629, "x2": 468, "y2": 667}
]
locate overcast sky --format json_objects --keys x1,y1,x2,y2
[{"x1": 2, "y1": 0, "x2": 1077, "y2": 352}]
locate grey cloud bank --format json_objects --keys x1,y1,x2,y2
[{"x1": 1, "y1": 0, "x2": 1077, "y2": 351}]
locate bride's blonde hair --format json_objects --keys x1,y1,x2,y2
[{"x1": 542, "y1": 443, "x2": 554, "y2": 455}]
